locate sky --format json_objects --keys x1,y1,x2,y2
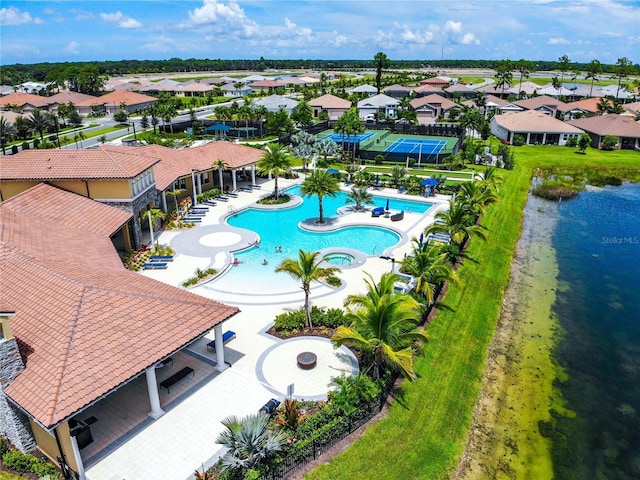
[{"x1": 1, "y1": 0, "x2": 638, "y2": 66}]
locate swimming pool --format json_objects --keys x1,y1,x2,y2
[{"x1": 224, "y1": 185, "x2": 431, "y2": 267}]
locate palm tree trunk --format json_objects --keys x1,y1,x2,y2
[
  {"x1": 318, "y1": 198, "x2": 324, "y2": 224},
  {"x1": 304, "y1": 285, "x2": 313, "y2": 328}
]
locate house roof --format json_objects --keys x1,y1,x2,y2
[
  {"x1": 508, "y1": 81, "x2": 540, "y2": 95},
  {"x1": 513, "y1": 95, "x2": 571, "y2": 112},
  {"x1": 484, "y1": 94, "x2": 509, "y2": 108},
  {"x1": 1, "y1": 187, "x2": 238, "y2": 429},
  {"x1": 252, "y1": 94, "x2": 298, "y2": 111},
  {"x1": 412, "y1": 84, "x2": 443, "y2": 95},
  {"x1": 0, "y1": 149, "x2": 160, "y2": 181},
  {"x1": 410, "y1": 94, "x2": 459, "y2": 111},
  {"x1": 350, "y1": 84, "x2": 378, "y2": 93},
  {"x1": 0, "y1": 111, "x2": 23, "y2": 125},
  {"x1": 420, "y1": 77, "x2": 450, "y2": 86},
  {"x1": 477, "y1": 83, "x2": 506, "y2": 95},
  {"x1": 103, "y1": 141, "x2": 264, "y2": 192},
  {"x1": 0, "y1": 92, "x2": 49, "y2": 109},
  {"x1": 567, "y1": 114, "x2": 640, "y2": 138},
  {"x1": 564, "y1": 97, "x2": 612, "y2": 114},
  {"x1": 493, "y1": 110, "x2": 585, "y2": 134},
  {"x1": 249, "y1": 80, "x2": 286, "y2": 88},
  {"x1": 46, "y1": 91, "x2": 97, "y2": 105},
  {"x1": 383, "y1": 84, "x2": 413, "y2": 94},
  {"x1": 444, "y1": 83, "x2": 475, "y2": 94},
  {"x1": 76, "y1": 91, "x2": 157, "y2": 107},
  {"x1": 357, "y1": 94, "x2": 399, "y2": 108},
  {"x1": 308, "y1": 94, "x2": 351, "y2": 109},
  {"x1": 0, "y1": 183, "x2": 131, "y2": 237}
]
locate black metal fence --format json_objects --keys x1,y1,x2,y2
[{"x1": 259, "y1": 373, "x2": 396, "y2": 480}]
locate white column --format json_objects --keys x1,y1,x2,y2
[
  {"x1": 232, "y1": 170, "x2": 238, "y2": 192},
  {"x1": 191, "y1": 171, "x2": 198, "y2": 206},
  {"x1": 214, "y1": 324, "x2": 228, "y2": 372},
  {"x1": 542, "y1": 133, "x2": 547, "y2": 145},
  {"x1": 145, "y1": 367, "x2": 165, "y2": 419},
  {"x1": 161, "y1": 191, "x2": 168, "y2": 213},
  {"x1": 526, "y1": 132, "x2": 531, "y2": 144},
  {"x1": 69, "y1": 434, "x2": 87, "y2": 480},
  {"x1": 196, "y1": 174, "x2": 202, "y2": 195},
  {"x1": 251, "y1": 166, "x2": 256, "y2": 185}
]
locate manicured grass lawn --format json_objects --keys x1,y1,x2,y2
[{"x1": 305, "y1": 145, "x2": 639, "y2": 479}]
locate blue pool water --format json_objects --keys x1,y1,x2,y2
[{"x1": 224, "y1": 185, "x2": 432, "y2": 269}]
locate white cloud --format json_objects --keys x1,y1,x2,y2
[
  {"x1": 443, "y1": 20, "x2": 462, "y2": 34},
  {"x1": 460, "y1": 33, "x2": 479, "y2": 45},
  {"x1": 64, "y1": 41, "x2": 80, "y2": 54},
  {"x1": 1, "y1": 6, "x2": 43, "y2": 26},
  {"x1": 284, "y1": 18, "x2": 312, "y2": 37},
  {"x1": 184, "y1": 0, "x2": 250, "y2": 26},
  {"x1": 548, "y1": 37, "x2": 570, "y2": 44},
  {"x1": 100, "y1": 11, "x2": 142, "y2": 29}
]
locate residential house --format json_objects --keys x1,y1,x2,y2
[
  {"x1": 564, "y1": 97, "x2": 612, "y2": 117},
  {"x1": 491, "y1": 110, "x2": 584, "y2": 146},
  {"x1": 349, "y1": 84, "x2": 378, "y2": 96},
  {"x1": 567, "y1": 114, "x2": 640, "y2": 149},
  {"x1": 412, "y1": 84, "x2": 444, "y2": 97},
  {"x1": 444, "y1": 83, "x2": 477, "y2": 99},
  {"x1": 249, "y1": 80, "x2": 286, "y2": 94},
  {"x1": 45, "y1": 91, "x2": 97, "y2": 116},
  {"x1": 252, "y1": 94, "x2": 299, "y2": 114},
  {"x1": 308, "y1": 94, "x2": 351, "y2": 120},
  {"x1": 357, "y1": 94, "x2": 399, "y2": 119},
  {"x1": 409, "y1": 94, "x2": 461, "y2": 123},
  {"x1": 418, "y1": 76, "x2": 452, "y2": 88},
  {"x1": 0, "y1": 92, "x2": 49, "y2": 113},
  {"x1": 75, "y1": 91, "x2": 157, "y2": 116},
  {"x1": 220, "y1": 82, "x2": 251, "y2": 97},
  {"x1": 382, "y1": 84, "x2": 414, "y2": 98},
  {"x1": 513, "y1": 95, "x2": 586, "y2": 120}
]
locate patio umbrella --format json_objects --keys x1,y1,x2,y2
[
  {"x1": 385, "y1": 199, "x2": 390, "y2": 211},
  {"x1": 327, "y1": 168, "x2": 339, "y2": 174},
  {"x1": 421, "y1": 178, "x2": 439, "y2": 187}
]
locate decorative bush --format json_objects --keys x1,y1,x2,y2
[
  {"x1": 602, "y1": 135, "x2": 619, "y2": 150},
  {"x1": 512, "y1": 134, "x2": 526, "y2": 146},
  {"x1": 325, "y1": 275, "x2": 342, "y2": 287},
  {"x1": 273, "y1": 307, "x2": 345, "y2": 333},
  {"x1": 182, "y1": 267, "x2": 217, "y2": 287},
  {"x1": 2, "y1": 449, "x2": 61, "y2": 478},
  {"x1": 565, "y1": 136, "x2": 578, "y2": 148}
]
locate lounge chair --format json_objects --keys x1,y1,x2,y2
[
  {"x1": 207, "y1": 330, "x2": 236, "y2": 352},
  {"x1": 190, "y1": 206, "x2": 209, "y2": 211},
  {"x1": 390, "y1": 210, "x2": 404, "y2": 222},
  {"x1": 215, "y1": 195, "x2": 229, "y2": 202},
  {"x1": 371, "y1": 207, "x2": 385, "y2": 217},
  {"x1": 187, "y1": 211, "x2": 206, "y2": 217},
  {"x1": 183, "y1": 217, "x2": 202, "y2": 222},
  {"x1": 398, "y1": 187, "x2": 407, "y2": 194},
  {"x1": 249, "y1": 184, "x2": 261, "y2": 189},
  {"x1": 203, "y1": 200, "x2": 217, "y2": 206},
  {"x1": 226, "y1": 191, "x2": 239, "y2": 198},
  {"x1": 143, "y1": 262, "x2": 168, "y2": 270},
  {"x1": 239, "y1": 186, "x2": 253, "y2": 192},
  {"x1": 149, "y1": 255, "x2": 174, "y2": 262}
]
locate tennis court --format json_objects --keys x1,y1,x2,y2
[
  {"x1": 320, "y1": 131, "x2": 375, "y2": 143},
  {"x1": 384, "y1": 138, "x2": 447, "y2": 155}
]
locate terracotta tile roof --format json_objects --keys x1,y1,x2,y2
[
  {"x1": 102, "y1": 141, "x2": 264, "y2": 192},
  {"x1": 46, "y1": 91, "x2": 97, "y2": 105},
  {"x1": 1, "y1": 189, "x2": 238, "y2": 428},
  {"x1": 0, "y1": 111, "x2": 22, "y2": 125},
  {"x1": 444, "y1": 83, "x2": 475, "y2": 93},
  {"x1": 567, "y1": 114, "x2": 640, "y2": 137},
  {"x1": 564, "y1": 97, "x2": 612, "y2": 114},
  {"x1": 0, "y1": 92, "x2": 48, "y2": 108},
  {"x1": 1, "y1": 184, "x2": 131, "y2": 236},
  {"x1": 410, "y1": 94, "x2": 459, "y2": 111},
  {"x1": 513, "y1": 95, "x2": 570, "y2": 112},
  {"x1": 308, "y1": 94, "x2": 351, "y2": 109},
  {"x1": 0, "y1": 149, "x2": 160, "y2": 180},
  {"x1": 493, "y1": 110, "x2": 585, "y2": 133},
  {"x1": 249, "y1": 80, "x2": 286, "y2": 88},
  {"x1": 412, "y1": 84, "x2": 443, "y2": 95},
  {"x1": 76, "y1": 91, "x2": 157, "y2": 107}
]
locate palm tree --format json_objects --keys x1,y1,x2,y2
[
  {"x1": 28, "y1": 108, "x2": 51, "y2": 142},
  {"x1": 316, "y1": 138, "x2": 340, "y2": 164},
  {"x1": 558, "y1": 55, "x2": 571, "y2": 87},
  {"x1": 515, "y1": 59, "x2": 534, "y2": 95},
  {"x1": 425, "y1": 198, "x2": 487, "y2": 246},
  {"x1": 300, "y1": 168, "x2": 340, "y2": 224},
  {"x1": 215, "y1": 413, "x2": 286, "y2": 475},
  {"x1": 481, "y1": 166, "x2": 503, "y2": 191},
  {"x1": 345, "y1": 186, "x2": 374, "y2": 211},
  {"x1": 597, "y1": 97, "x2": 611, "y2": 115},
  {"x1": 332, "y1": 272, "x2": 427, "y2": 380},
  {"x1": 159, "y1": 103, "x2": 177, "y2": 134},
  {"x1": 457, "y1": 180, "x2": 498, "y2": 218},
  {"x1": 390, "y1": 165, "x2": 406, "y2": 187},
  {"x1": 256, "y1": 143, "x2": 293, "y2": 200},
  {"x1": 167, "y1": 188, "x2": 184, "y2": 212},
  {"x1": 613, "y1": 57, "x2": 633, "y2": 99},
  {"x1": 585, "y1": 59, "x2": 602, "y2": 97},
  {"x1": 373, "y1": 52, "x2": 391, "y2": 93},
  {"x1": 0, "y1": 116, "x2": 14, "y2": 155},
  {"x1": 276, "y1": 250, "x2": 339, "y2": 328},
  {"x1": 401, "y1": 243, "x2": 459, "y2": 305},
  {"x1": 142, "y1": 208, "x2": 165, "y2": 249},
  {"x1": 292, "y1": 143, "x2": 315, "y2": 170},
  {"x1": 212, "y1": 159, "x2": 228, "y2": 191},
  {"x1": 253, "y1": 105, "x2": 268, "y2": 137},
  {"x1": 494, "y1": 59, "x2": 513, "y2": 97},
  {"x1": 459, "y1": 108, "x2": 483, "y2": 138}
]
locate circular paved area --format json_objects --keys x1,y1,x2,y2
[
  {"x1": 256, "y1": 337, "x2": 359, "y2": 401},
  {"x1": 170, "y1": 224, "x2": 258, "y2": 257},
  {"x1": 200, "y1": 232, "x2": 242, "y2": 247}
]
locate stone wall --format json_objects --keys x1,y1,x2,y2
[
  {"x1": 104, "y1": 186, "x2": 158, "y2": 249},
  {"x1": 0, "y1": 339, "x2": 37, "y2": 452}
]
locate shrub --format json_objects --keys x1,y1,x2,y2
[
  {"x1": 3, "y1": 449, "x2": 34, "y2": 472},
  {"x1": 565, "y1": 136, "x2": 578, "y2": 148},
  {"x1": 512, "y1": 134, "x2": 525, "y2": 146},
  {"x1": 374, "y1": 155, "x2": 384, "y2": 165},
  {"x1": 274, "y1": 310, "x2": 306, "y2": 332},
  {"x1": 602, "y1": 135, "x2": 619, "y2": 150}
]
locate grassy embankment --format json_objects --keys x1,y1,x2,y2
[{"x1": 305, "y1": 145, "x2": 639, "y2": 480}]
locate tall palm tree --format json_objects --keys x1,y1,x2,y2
[
  {"x1": 585, "y1": 59, "x2": 602, "y2": 98},
  {"x1": 212, "y1": 159, "x2": 228, "y2": 191},
  {"x1": 482, "y1": 166, "x2": 503, "y2": 191},
  {"x1": 401, "y1": 243, "x2": 459, "y2": 305},
  {"x1": 316, "y1": 138, "x2": 340, "y2": 164},
  {"x1": 332, "y1": 272, "x2": 427, "y2": 380},
  {"x1": 494, "y1": 59, "x2": 513, "y2": 97},
  {"x1": 256, "y1": 143, "x2": 293, "y2": 200},
  {"x1": 390, "y1": 164, "x2": 406, "y2": 187},
  {"x1": 345, "y1": 186, "x2": 374, "y2": 211},
  {"x1": 515, "y1": 59, "x2": 534, "y2": 95},
  {"x1": 276, "y1": 250, "x2": 339, "y2": 328},
  {"x1": 425, "y1": 198, "x2": 487, "y2": 246},
  {"x1": 457, "y1": 180, "x2": 498, "y2": 218},
  {"x1": 253, "y1": 105, "x2": 268, "y2": 137},
  {"x1": 215, "y1": 413, "x2": 286, "y2": 475},
  {"x1": 28, "y1": 108, "x2": 51, "y2": 142},
  {"x1": 558, "y1": 55, "x2": 571, "y2": 87},
  {"x1": 300, "y1": 168, "x2": 340, "y2": 224},
  {"x1": 373, "y1": 51, "x2": 391, "y2": 93},
  {"x1": 167, "y1": 188, "x2": 184, "y2": 212}
]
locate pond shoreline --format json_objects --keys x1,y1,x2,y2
[{"x1": 454, "y1": 192, "x2": 569, "y2": 479}]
